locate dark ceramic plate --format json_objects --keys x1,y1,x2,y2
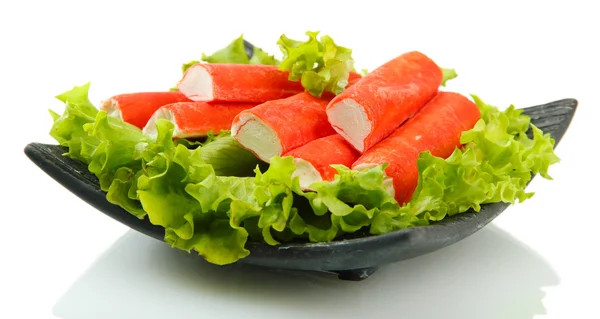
[{"x1": 23, "y1": 42, "x2": 578, "y2": 280}]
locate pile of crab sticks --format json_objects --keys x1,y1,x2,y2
[{"x1": 101, "y1": 51, "x2": 479, "y2": 204}]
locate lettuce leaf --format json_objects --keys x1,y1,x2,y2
[
  {"x1": 106, "y1": 167, "x2": 145, "y2": 218},
  {"x1": 50, "y1": 84, "x2": 155, "y2": 217},
  {"x1": 49, "y1": 83, "x2": 99, "y2": 162},
  {"x1": 181, "y1": 60, "x2": 200, "y2": 74},
  {"x1": 249, "y1": 47, "x2": 279, "y2": 65},
  {"x1": 136, "y1": 122, "x2": 252, "y2": 264},
  {"x1": 197, "y1": 35, "x2": 279, "y2": 66},
  {"x1": 199, "y1": 135, "x2": 263, "y2": 177},
  {"x1": 50, "y1": 84, "x2": 146, "y2": 185},
  {"x1": 201, "y1": 35, "x2": 250, "y2": 64},
  {"x1": 49, "y1": 82, "x2": 560, "y2": 265},
  {"x1": 440, "y1": 67, "x2": 458, "y2": 86},
  {"x1": 174, "y1": 130, "x2": 264, "y2": 176},
  {"x1": 300, "y1": 165, "x2": 396, "y2": 236},
  {"x1": 277, "y1": 31, "x2": 354, "y2": 97}
]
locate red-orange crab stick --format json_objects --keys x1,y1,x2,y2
[
  {"x1": 143, "y1": 101, "x2": 257, "y2": 139},
  {"x1": 101, "y1": 91, "x2": 191, "y2": 129}
]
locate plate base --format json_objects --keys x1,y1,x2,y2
[{"x1": 331, "y1": 267, "x2": 379, "y2": 281}]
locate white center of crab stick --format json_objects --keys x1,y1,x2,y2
[
  {"x1": 231, "y1": 113, "x2": 282, "y2": 163},
  {"x1": 353, "y1": 163, "x2": 395, "y2": 198},
  {"x1": 177, "y1": 65, "x2": 214, "y2": 101},
  {"x1": 142, "y1": 108, "x2": 183, "y2": 138},
  {"x1": 292, "y1": 158, "x2": 323, "y2": 191},
  {"x1": 101, "y1": 99, "x2": 124, "y2": 120},
  {"x1": 327, "y1": 98, "x2": 371, "y2": 152}
]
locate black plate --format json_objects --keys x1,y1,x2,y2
[{"x1": 24, "y1": 98, "x2": 577, "y2": 280}]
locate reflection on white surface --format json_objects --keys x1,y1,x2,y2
[{"x1": 53, "y1": 225, "x2": 558, "y2": 319}]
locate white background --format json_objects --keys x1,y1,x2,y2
[{"x1": 1, "y1": 1, "x2": 599, "y2": 318}]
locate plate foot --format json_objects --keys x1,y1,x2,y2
[{"x1": 330, "y1": 267, "x2": 378, "y2": 281}]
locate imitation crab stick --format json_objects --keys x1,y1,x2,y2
[
  {"x1": 284, "y1": 134, "x2": 360, "y2": 190},
  {"x1": 177, "y1": 64, "x2": 305, "y2": 103},
  {"x1": 352, "y1": 92, "x2": 481, "y2": 204},
  {"x1": 348, "y1": 71, "x2": 363, "y2": 85},
  {"x1": 142, "y1": 102, "x2": 256, "y2": 139},
  {"x1": 101, "y1": 92, "x2": 191, "y2": 129},
  {"x1": 231, "y1": 92, "x2": 336, "y2": 163},
  {"x1": 326, "y1": 51, "x2": 443, "y2": 153}
]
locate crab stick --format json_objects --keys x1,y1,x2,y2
[
  {"x1": 142, "y1": 101, "x2": 256, "y2": 139},
  {"x1": 326, "y1": 51, "x2": 443, "y2": 153},
  {"x1": 101, "y1": 92, "x2": 192, "y2": 129},
  {"x1": 352, "y1": 92, "x2": 481, "y2": 204},
  {"x1": 177, "y1": 64, "x2": 304, "y2": 103},
  {"x1": 347, "y1": 71, "x2": 363, "y2": 86},
  {"x1": 284, "y1": 134, "x2": 360, "y2": 190},
  {"x1": 231, "y1": 92, "x2": 336, "y2": 163}
]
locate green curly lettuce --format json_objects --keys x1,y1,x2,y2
[
  {"x1": 49, "y1": 83, "x2": 149, "y2": 217},
  {"x1": 441, "y1": 67, "x2": 458, "y2": 86},
  {"x1": 49, "y1": 83, "x2": 100, "y2": 162},
  {"x1": 135, "y1": 122, "x2": 252, "y2": 265},
  {"x1": 199, "y1": 134, "x2": 264, "y2": 177},
  {"x1": 201, "y1": 35, "x2": 279, "y2": 66},
  {"x1": 277, "y1": 31, "x2": 354, "y2": 97},
  {"x1": 49, "y1": 85, "x2": 265, "y2": 264}
]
